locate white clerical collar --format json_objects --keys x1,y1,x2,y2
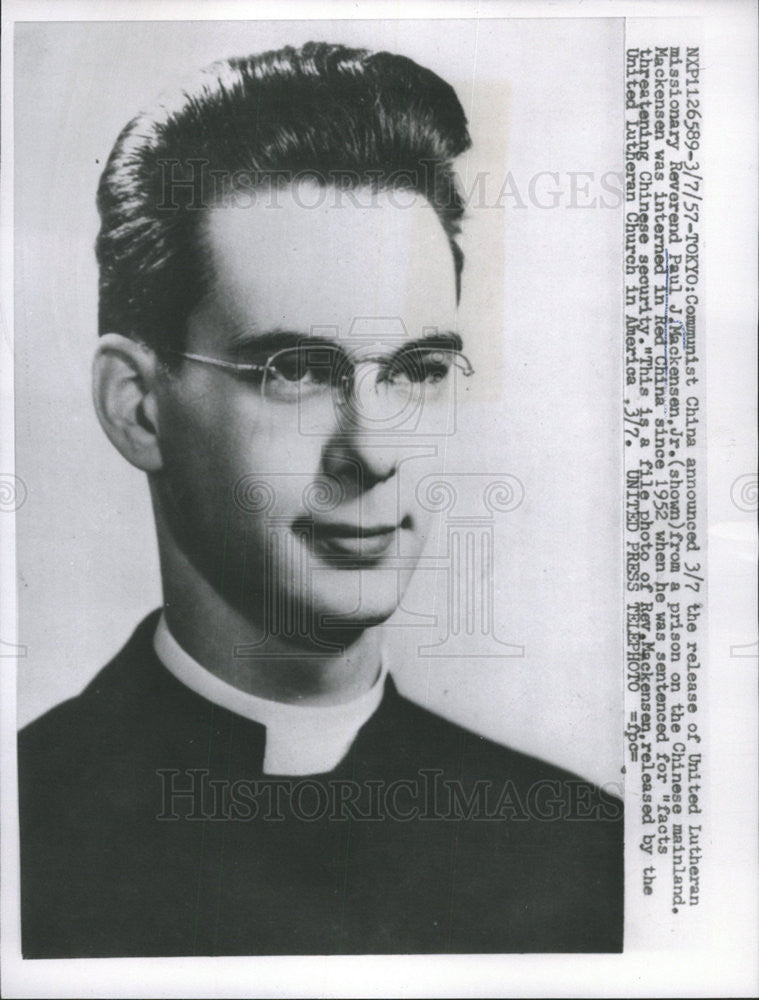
[{"x1": 153, "y1": 613, "x2": 386, "y2": 777}]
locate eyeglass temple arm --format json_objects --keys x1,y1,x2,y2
[{"x1": 168, "y1": 350, "x2": 268, "y2": 374}]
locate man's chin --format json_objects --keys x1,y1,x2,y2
[
  {"x1": 252, "y1": 602, "x2": 394, "y2": 656},
  {"x1": 253, "y1": 572, "x2": 404, "y2": 648},
  {"x1": 219, "y1": 560, "x2": 413, "y2": 647},
  {"x1": 308, "y1": 566, "x2": 407, "y2": 629}
]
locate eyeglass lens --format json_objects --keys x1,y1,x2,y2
[{"x1": 261, "y1": 344, "x2": 468, "y2": 405}]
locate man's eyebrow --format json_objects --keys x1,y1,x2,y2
[
  {"x1": 402, "y1": 330, "x2": 464, "y2": 353},
  {"x1": 226, "y1": 328, "x2": 464, "y2": 357},
  {"x1": 227, "y1": 329, "x2": 324, "y2": 357}
]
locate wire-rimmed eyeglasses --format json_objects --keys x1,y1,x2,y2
[{"x1": 167, "y1": 339, "x2": 474, "y2": 409}]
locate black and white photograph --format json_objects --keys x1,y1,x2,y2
[{"x1": 1, "y1": 1, "x2": 756, "y2": 997}]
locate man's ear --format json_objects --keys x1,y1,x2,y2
[{"x1": 92, "y1": 333, "x2": 165, "y2": 473}]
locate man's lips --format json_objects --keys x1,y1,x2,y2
[
  {"x1": 313, "y1": 522, "x2": 398, "y2": 538},
  {"x1": 293, "y1": 516, "x2": 409, "y2": 560}
]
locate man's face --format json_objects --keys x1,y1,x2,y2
[{"x1": 153, "y1": 182, "x2": 461, "y2": 641}]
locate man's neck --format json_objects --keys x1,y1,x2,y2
[{"x1": 157, "y1": 535, "x2": 383, "y2": 708}]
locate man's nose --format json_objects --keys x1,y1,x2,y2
[{"x1": 322, "y1": 379, "x2": 404, "y2": 490}]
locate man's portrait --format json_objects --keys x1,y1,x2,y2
[{"x1": 14, "y1": 19, "x2": 624, "y2": 958}]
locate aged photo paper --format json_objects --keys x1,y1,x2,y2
[{"x1": 1, "y1": 0, "x2": 756, "y2": 996}]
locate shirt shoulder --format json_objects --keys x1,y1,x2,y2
[
  {"x1": 376, "y1": 677, "x2": 623, "y2": 803},
  {"x1": 19, "y1": 612, "x2": 161, "y2": 752}
]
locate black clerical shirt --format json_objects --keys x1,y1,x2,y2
[{"x1": 18, "y1": 611, "x2": 623, "y2": 957}]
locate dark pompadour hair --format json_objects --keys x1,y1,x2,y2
[{"x1": 96, "y1": 42, "x2": 472, "y2": 353}]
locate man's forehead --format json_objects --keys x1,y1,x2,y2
[{"x1": 192, "y1": 181, "x2": 458, "y2": 344}]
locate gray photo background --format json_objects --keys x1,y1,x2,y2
[{"x1": 14, "y1": 17, "x2": 623, "y2": 786}]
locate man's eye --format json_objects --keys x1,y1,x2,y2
[
  {"x1": 269, "y1": 353, "x2": 304, "y2": 382},
  {"x1": 392, "y1": 349, "x2": 454, "y2": 384},
  {"x1": 270, "y1": 347, "x2": 341, "y2": 384}
]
